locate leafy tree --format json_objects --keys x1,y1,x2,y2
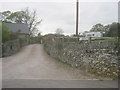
[
  {"x1": 0, "y1": 11, "x2": 12, "y2": 22},
  {"x1": 103, "y1": 25, "x2": 110, "y2": 32},
  {"x1": 109, "y1": 22, "x2": 118, "y2": 37},
  {"x1": 90, "y1": 23, "x2": 104, "y2": 32},
  {"x1": 10, "y1": 8, "x2": 41, "y2": 35},
  {"x1": 90, "y1": 23, "x2": 119, "y2": 37},
  {"x1": 1, "y1": 8, "x2": 42, "y2": 36},
  {"x1": 38, "y1": 32, "x2": 41, "y2": 37},
  {"x1": 104, "y1": 22, "x2": 118, "y2": 37},
  {"x1": 55, "y1": 28, "x2": 64, "y2": 35},
  {"x1": 118, "y1": 23, "x2": 120, "y2": 37},
  {"x1": 7, "y1": 11, "x2": 25, "y2": 23}
]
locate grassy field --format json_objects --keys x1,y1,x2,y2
[
  {"x1": 91, "y1": 38, "x2": 118, "y2": 43},
  {"x1": 79, "y1": 38, "x2": 118, "y2": 43},
  {"x1": 62, "y1": 37, "x2": 118, "y2": 44}
]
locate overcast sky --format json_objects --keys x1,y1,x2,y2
[{"x1": 1, "y1": 0, "x2": 119, "y2": 35}]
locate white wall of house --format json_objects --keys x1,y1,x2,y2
[{"x1": 85, "y1": 32, "x2": 102, "y2": 37}]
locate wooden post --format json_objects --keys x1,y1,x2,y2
[{"x1": 88, "y1": 37, "x2": 92, "y2": 43}]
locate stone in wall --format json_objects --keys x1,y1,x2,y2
[
  {"x1": 0, "y1": 44, "x2": 2, "y2": 58},
  {"x1": 44, "y1": 41, "x2": 119, "y2": 78},
  {"x1": 2, "y1": 39, "x2": 20, "y2": 57}
]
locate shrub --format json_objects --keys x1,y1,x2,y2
[{"x1": 0, "y1": 24, "x2": 10, "y2": 43}]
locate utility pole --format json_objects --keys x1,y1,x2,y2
[{"x1": 76, "y1": 0, "x2": 79, "y2": 36}]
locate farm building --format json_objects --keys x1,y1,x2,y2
[{"x1": 3, "y1": 22, "x2": 30, "y2": 38}]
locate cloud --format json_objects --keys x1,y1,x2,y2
[
  {"x1": 1, "y1": 1, "x2": 118, "y2": 35},
  {"x1": 80, "y1": 2, "x2": 118, "y2": 32}
]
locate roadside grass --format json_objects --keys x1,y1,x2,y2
[
  {"x1": 91, "y1": 38, "x2": 118, "y2": 43},
  {"x1": 54, "y1": 55, "x2": 118, "y2": 80},
  {"x1": 62, "y1": 38, "x2": 118, "y2": 44},
  {"x1": 45, "y1": 50, "x2": 118, "y2": 80},
  {"x1": 87, "y1": 70, "x2": 118, "y2": 80},
  {"x1": 80, "y1": 38, "x2": 118, "y2": 43},
  {"x1": 52, "y1": 56, "x2": 73, "y2": 67},
  {"x1": 52, "y1": 56, "x2": 118, "y2": 80}
]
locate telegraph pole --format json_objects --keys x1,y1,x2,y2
[{"x1": 76, "y1": 0, "x2": 79, "y2": 36}]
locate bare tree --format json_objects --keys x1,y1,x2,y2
[
  {"x1": 55, "y1": 28, "x2": 64, "y2": 35},
  {"x1": 21, "y1": 8, "x2": 42, "y2": 35}
]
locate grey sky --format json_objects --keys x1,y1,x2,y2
[{"x1": 1, "y1": 0, "x2": 118, "y2": 35}]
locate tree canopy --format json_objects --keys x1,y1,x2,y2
[
  {"x1": 0, "y1": 8, "x2": 42, "y2": 36},
  {"x1": 89, "y1": 22, "x2": 119, "y2": 37},
  {"x1": 55, "y1": 28, "x2": 64, "y2": 35},
  {"x1": 90, "y1": 23, "x2": 104, "y2": 32},
  {"x1": 104, "y1": 22, "x2": 119, "y2": 37}
]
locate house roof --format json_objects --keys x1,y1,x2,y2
[{"x1": 3, "y1": 22, "x2": 29, "y2": 34}]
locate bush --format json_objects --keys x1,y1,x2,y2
[{"x1": 0, "y1": 24, "x2": 10, "y2": 43}]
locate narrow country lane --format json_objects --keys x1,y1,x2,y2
[
  {"x1": 3, "y1": 44, "x2": 91, "y2": 80},
  {"x1": 2, "y1": 44, "x2": 118, "y2": 88}
]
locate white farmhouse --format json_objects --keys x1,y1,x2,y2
[{"x1": 85, "y1": 32, "x2": 103, "y2": 37}]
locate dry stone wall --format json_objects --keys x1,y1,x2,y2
[
  {"x1": 44, "y1": 41, "x2": 119, "y2": 78},
  {"x1": 0, "y1": 44, "x2": 2, "y2": 57},
  {"x1": 1, "y1": 37, "x2": 41, "y2": 57},
  {"x1": 2, "y1": 39, "x2": 28, "y2": 57}
]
